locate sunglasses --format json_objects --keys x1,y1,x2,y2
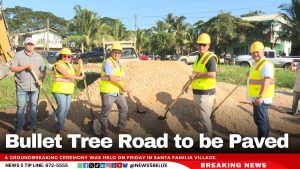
[
  {"x1": 112, "y1": 51, "x2": 121, "y2": 54},
  {"x1": 62, "y1": 55, "x2": 71, "y2": 59},
  {"x1": 198, "y1": 44, "x2": 208, "y2": 47}
]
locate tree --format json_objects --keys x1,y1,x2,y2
[
  {"x1": 279, "y1": 0, "x2": 300, "y2": 55},
  {"x1": 240, "y1": 10, "x2": 265, "y2": 17},
  {"x1": 68, "y1": 5, "x2": 100, "y2": 49},
  {"x1": 3, "y1": 6, "x2": 67, "y2": 34},
  {"x1": 199, "y1": 12, "x2": 254, "y2": 54},
  {"x1": 164, "y1": 13, "x2": 175, "y2": 32},
  {"x1": 173, "y1": 16, "x2": 189, "y2": 55}
]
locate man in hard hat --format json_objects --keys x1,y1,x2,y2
[
  {"x1": 10, "y1": 37, "x2": 46, "y2": 134},
  {"x1": 99, "y1": 43, "x2": 131, "y2": 137},
  {"x1": 186, "y1": 33, "x2": 218, "y2": 138},
  {"x1": 247, "y1": 41, "x2": 275, "y2": 138}
]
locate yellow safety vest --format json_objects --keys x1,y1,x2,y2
[
  {"x1": 99, "y1": 57, "x2": 125, "y2": 94},
  {"x1": 192, "y1": 51, "x2": 218, "y2": 90},
  {"x1": 248, "y1": 58, "x2": 275, "y2": 98},
  {"x1": 51, "y1": 61, "x2": 75, "y2": 94}
]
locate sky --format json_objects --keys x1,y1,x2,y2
[{"x1": 2, "y1": 0, "x2": 291, "y2": 30}]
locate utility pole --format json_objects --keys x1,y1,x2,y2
[
  {"x1": 46, "y1": 18, "x2": 49, "y2": 51},
  {"x1": 134, "y1": 15, "x2": 137, "y2": 35}
]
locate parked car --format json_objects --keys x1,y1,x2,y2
[
  {"x1": 163, "y1": 54, "x2": 180, "y2": 60},
  {"x1": 235, "y1": 50, "x2": 300, "y2": 69},
  {"x1": 80, "y1": 47, "x2": 104, "y2": 64},
  {"x1": 139, "y1": 55, "x2": 150, "y2": 60},
  {"x1": 177, "y1": 51, "x2": 198, "y2": 64},
  {"x1": 43, "y1": 51, "x2": 60, "y2": 64}
]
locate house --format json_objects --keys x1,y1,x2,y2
[
  {"x1": 13, "y1": 28, "x2": 63, "y2": 51},
  {"x1": 230, "y1": 13, "x2": 292, "y2": 56}
]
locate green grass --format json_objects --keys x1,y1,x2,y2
[
  {"x1": 217, "y1": 65, "x2": 295, "y2": 88},
  {"x1": 0, "y1": 72, "x2": 100, "y2": 110}
]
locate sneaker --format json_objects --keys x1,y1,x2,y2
[
  {"x1": 287, "y1": 111, "x2": 296, "y2": 115},
  {"x1": 117, "y1": 128, "x2": 132, "y2": 134}
]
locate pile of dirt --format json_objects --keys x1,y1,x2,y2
[{"x1": 1, "y1": 60, "x2": 300, "y2": 152}]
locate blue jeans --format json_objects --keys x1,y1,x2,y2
[
  {"x1": 291, "y1": 91, "x2": 300, "y2": 114},
  {"x1": 16, "y1": 90, "x2": 40, "y2": 132},
  {"x1": 252, "y1": 102, "x2": 270, "y2": 139},
  {"x1": 53, "y1": 92, "x2": 71, "y2": 131}
]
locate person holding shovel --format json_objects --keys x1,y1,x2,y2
[
  {"x1": 51, "y1": 48, "x2": 85, "y2": 134},
  {"x1": 99, "y1": 43, "x2": 131, "y2": 137},
  {"x1": 10, "y1": 37, "x2": 46, "y2": 134},
  {"x1": 185, "y1": 33, "x2": 218, "y2": 138},
  {"x1": 247, "y1": 41, "x2": 275, "y2": 138}
]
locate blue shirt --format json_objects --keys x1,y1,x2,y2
[{"x1": 102, "y1": 59, "x2": 125, "y2": 96}]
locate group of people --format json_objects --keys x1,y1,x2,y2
[
  {"x1": 9, "y1": 34, "x2": 298, "y2": 139},
  {"x1": 10, "y1": 37, "x2": 132, "y2": 135}
]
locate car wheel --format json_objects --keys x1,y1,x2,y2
[
  {"x1": 82, "y1": 58, "x2": 88, "y2": 64},
  {"x1": 283, "y1": 63, "x2": 291, "y2": 70},
  {"x1": 240, "y1": 62, "x2": 250, "y2": 67},
  {"x1": 181, "y1": 59, "x2": 188, "y2": 64}
]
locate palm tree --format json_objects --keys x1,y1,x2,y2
[
  {"x1": 174, "y1": 16, "x2": 189, "y2": 55},
  {"x1": 68, "y1": 5, "x2": 100, "y2": 49},
  {"x1": 279, "y1": 0, "x2": 300, "y2": 55},
  {"x1": 164, "y1": 13, "x2": 175, "y2": 32},
  {"x1": 136, "y1": 29, "x2": 148, "y2": 54}
]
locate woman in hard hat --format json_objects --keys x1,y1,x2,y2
[
  {"x1": 99, "y1": 43, "x2": 131, "y2": 137},
  {"x1": 52, "y1": 48, "x2": 85, "y2": 134}
]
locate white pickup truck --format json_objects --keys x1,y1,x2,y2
[{"x1": 235, "y1": 50, "x2": 299, "y2": 69}]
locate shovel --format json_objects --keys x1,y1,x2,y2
[
  {"x1": 80, "y1": 63, "x2": 101, "y2": 135},
  {"x1": 30, "y1": 69, "x2": 56, "y2": 114},
  {"x1": 128, "y1": 94, "x2": 147, "y2": 114},
  {"x1": 211, "y1": 75, "x2": 248, "y2": 119},
  {"x1": 158, "y1": 79, "x2": 192, "y2": 120}
]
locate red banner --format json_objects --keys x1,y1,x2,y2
[{"x1": 0, "y1": 153, "x2": 298, "y2": 169}]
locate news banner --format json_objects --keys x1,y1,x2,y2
[{"x1": 0, "y1": 133, "x2": 299, "y2": 169}]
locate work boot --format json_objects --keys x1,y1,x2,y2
[{"x1": 117, "y1": 128, "x2": 132, "y2": 134}]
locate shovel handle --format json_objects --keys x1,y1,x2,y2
[
  {"x1": 30, "y1": 69, "x2": 56, "y2": 112},
  {"x1": 80, "y1": 63, "x2": 94, "y2": 119},
  {"x1": 212, "y1": 75, "x2": 248, "y2": 115},
  {"x1": 166, "y1": 79, "x2": 191, "y2": 110}
]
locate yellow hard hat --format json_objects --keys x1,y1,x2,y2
[
  {"x1": 196, "y1": 33, "x2": 211, "y2": 44},
  {"x1": 60, "y1": 48, "x2": 72, "y2": 55},
  {"x1": 111, "y1": 43, "x2": 122, "y2": 51},
  {"x1": 250, "y1": 41, "x2": 264, "y2": 53}
]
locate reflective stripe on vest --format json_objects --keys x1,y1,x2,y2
[
  {"x1": 51, "y1": 61, "x2": 75, "y2": 94},
  {"x1": 99, "y1": 57, "x2": 125, "y2": 94},
  {"x1": 192, "y1": 51, "x2": 218, "y2": 90},
  {"x1": 247, "y1": 58, "x2": 275, "y2": 98}
]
